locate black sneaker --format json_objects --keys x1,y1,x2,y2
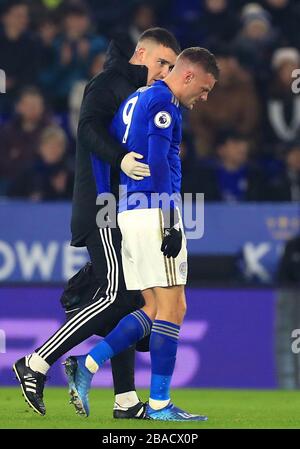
[
  {"x1": 13, "y1": 356, "x2": 46, "y2": 416},
  {"x1": 113, "y1": 401, "x2": 146, "y2": 419}
]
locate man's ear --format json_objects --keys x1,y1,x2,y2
[
  {"x1": 184, "y1": 70, "x2": 194, "y2": 84},
  {"x1": 135, "y1": 46, "x2": 146, "y2": 63}
]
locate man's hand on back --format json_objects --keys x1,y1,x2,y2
[{"x1": 121, "y1": 152, "x2": 150, "y2": 180}]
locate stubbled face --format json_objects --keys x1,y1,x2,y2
[
  {"x1": 138, "y1": 43, "x2": 177, "y2": 85},
  {"x1": 179, "y1": 67, "x2": 216, "y2": 109}
]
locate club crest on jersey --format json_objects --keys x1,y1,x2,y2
[{"x1": 154, "y1": 111, "x2": 172, "y2": 129}]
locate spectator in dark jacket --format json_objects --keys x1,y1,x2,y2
[
  {"x1": 36, "y1": 13, "x2": 59, "y2": 76},
  {"x1": 8, "y1": 125, "x2": 74, "y2": 201},
  {"x1": 0, "y1": 1, "x2": 40, "y2": 112},
  {"x1": 277, "y1": 234, "x2": 300, "y2": 285},
  {"x1": 263, "y1": 0, "x2": 300, "y2": 48},
  {"x1": 39, "y1": 3, "x2": 108, "y2": 110},
  {"x1": 268, "y1": 143, "x2": 300, "y2": 201},
  {"x1": 112, "y1": 2, "x2": 157, "y2": 59},
  {"x1": 69, "y1": 50, "x2": 107, "y2": 138},
  {"x1": 0, "y1": 87, "x2": 52, "y2": 191},
  {"x1": 180, "y1": 132, "x2": 202, "y2": 195},
  {"x1": 232, "y1": 3, "x2": 278, "y2": 85},
  {"x1": 196, "y1": 131, "x2": 266, "y2": 202},
  {"x1": 263, "y1": 47, "x2": 300, "y2": 156},
  {"x1": 195, "y1": 0, "x2": 240, "y2": 48},
  {"x1": 189, "y1": 46, "x2": 261, "y2": 157},
  {"x1": 165, "y1": 0, "x2": 239, "y2": 48}
]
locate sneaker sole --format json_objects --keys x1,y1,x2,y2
[
  {"x1": 12, "y1": 364, "x2": 45, "y2": 416},
  {"x1": 147, "y1": 416, "x2": 208, "y2": 422},
  {"x1": 63, "y1": 358, "x2": 88, "y2": 417}
]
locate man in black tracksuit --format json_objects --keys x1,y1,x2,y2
[{"x1": 13, "y1": 28, "x2": 180, "y2": 418}]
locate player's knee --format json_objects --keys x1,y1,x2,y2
[
  {"x1": 157, "y1": 308, "x2": 183, "y2": 325},
  {"x1": 143, "y1": 303, "x2": 157, "y2": 321}
]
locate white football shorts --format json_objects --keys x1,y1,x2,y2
[{"x1": 118, "y1": 207, "x2": 188, "y2": 291}]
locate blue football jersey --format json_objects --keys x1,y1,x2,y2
[{"x1": 92, "y1": 80, "x2": 182, "y2": 211}]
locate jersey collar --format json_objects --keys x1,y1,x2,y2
[{"x1": 154, "y1": 80, "x2": 180, "y2": 107}]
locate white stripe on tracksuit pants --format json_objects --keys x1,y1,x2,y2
[{"x1": 37, "y1": 228, "x2": 119, "y2": 361}]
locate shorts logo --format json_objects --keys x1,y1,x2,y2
[
  {"x1": 179, "y1": 262, "x2": 187, "y2": 279},
  {"x1": 154, "y1": 111, "x2": 172, "y2": 129}
]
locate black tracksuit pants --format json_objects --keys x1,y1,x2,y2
[{"x1": 35, "y1": 227, "x2": 146, "y2": 395}]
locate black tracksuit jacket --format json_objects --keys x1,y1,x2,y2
[{"x1": 71, "y1": 39, "x2": 148, "y2": 247}]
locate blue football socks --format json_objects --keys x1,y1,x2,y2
[
  {"x1": 87, "y1": 310, "x2": 152, "y2": 369},
  {"x1": 149, "y1": 320, "x2": 180, "y2": 403}
]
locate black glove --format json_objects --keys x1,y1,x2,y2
[
  {"x1": 160, "y1": 207, "x2": 182, "y2": 258},
  {"x1": 161, "y1": 225, "x2": 182, "y2": 258}
]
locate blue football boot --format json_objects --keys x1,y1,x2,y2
[
  {"x1": 63, "y1": 355, "x2": 93, "y2": 417},
  {"x1": 145, "y1": 402, "x2": 208, "y2": 422}
]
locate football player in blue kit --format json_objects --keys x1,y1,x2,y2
[{"x1": 65, "y1": 47, "x2": 218, "y2": 422}]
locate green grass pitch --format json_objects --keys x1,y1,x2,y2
[{"x1": 1, "y1": 388, "x2": 300, "y2": 429}]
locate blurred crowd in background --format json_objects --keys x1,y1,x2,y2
[{"x1": 0, "y1": 0, "x2": 300, "y2": 203}]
